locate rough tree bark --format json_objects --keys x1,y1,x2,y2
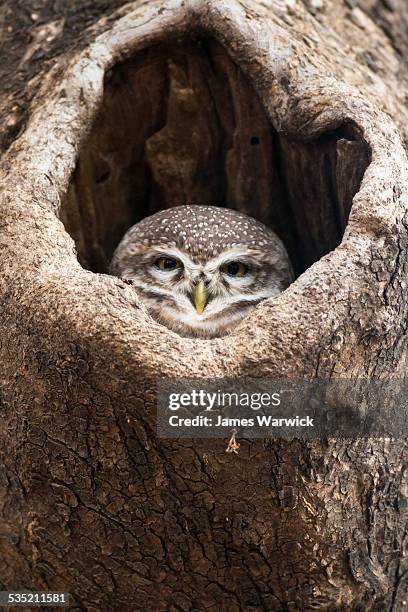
[{"x1": 0, "y1": 1, "x2": 407, "y2": 611}]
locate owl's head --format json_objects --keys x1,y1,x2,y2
[{"x1": 110, "y1": 206, "x2": 293, "y2": 338}]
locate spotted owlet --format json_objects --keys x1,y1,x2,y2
[{"x1": 110, "y1": 205, "x2": 294, "y2": 338}]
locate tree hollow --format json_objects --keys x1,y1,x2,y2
[{"x1": 61, "y1": 38, "x2": 371, "y2": 277}]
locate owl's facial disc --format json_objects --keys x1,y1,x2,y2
[
  {"x1": 145, "y1": 247, "x2": 268, "y2": 328},
  {"x1": 112, "y1": 243, "x2": 288, "y2": 337}
]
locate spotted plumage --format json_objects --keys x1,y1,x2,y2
[{"x1": 110, "y1": 205, "x2": 294, "y2": 338}]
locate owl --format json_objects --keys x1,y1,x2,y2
[{"x1": 110, "y1": 205, "x2": 294, "y2": 338}]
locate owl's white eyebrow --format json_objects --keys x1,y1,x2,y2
[
  {"x1": 204, "y1": 249, "x2": 256, "y2": 271},
  {"x1": 148, "y1": 247, "x2": 199, "y2": 270}
]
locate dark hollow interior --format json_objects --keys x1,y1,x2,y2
[{"x1": 61, "y1": 38, "x2": 371, "y2": 277}]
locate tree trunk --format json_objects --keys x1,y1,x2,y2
[{"x1": 0, "y1": 1, "x2": 407, "y2": 610}]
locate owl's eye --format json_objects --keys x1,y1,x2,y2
[
  {"x1": 221, "y1": 261, "x2": 249, "y2": 277},
  {"x1": 154, "y1": 256, "x2": 181, "y2": 271}
]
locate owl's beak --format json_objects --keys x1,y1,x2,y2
[{"x1": 193, "y1": 279, "x2": 208, "y2": 314}]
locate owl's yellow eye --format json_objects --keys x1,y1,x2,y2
[
  {"x1": 154, "y1": 256, "x2": 181, "y2": 271},
  {"x1": 221, "y1": 261, "x2": 249, "y2": 277}
]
